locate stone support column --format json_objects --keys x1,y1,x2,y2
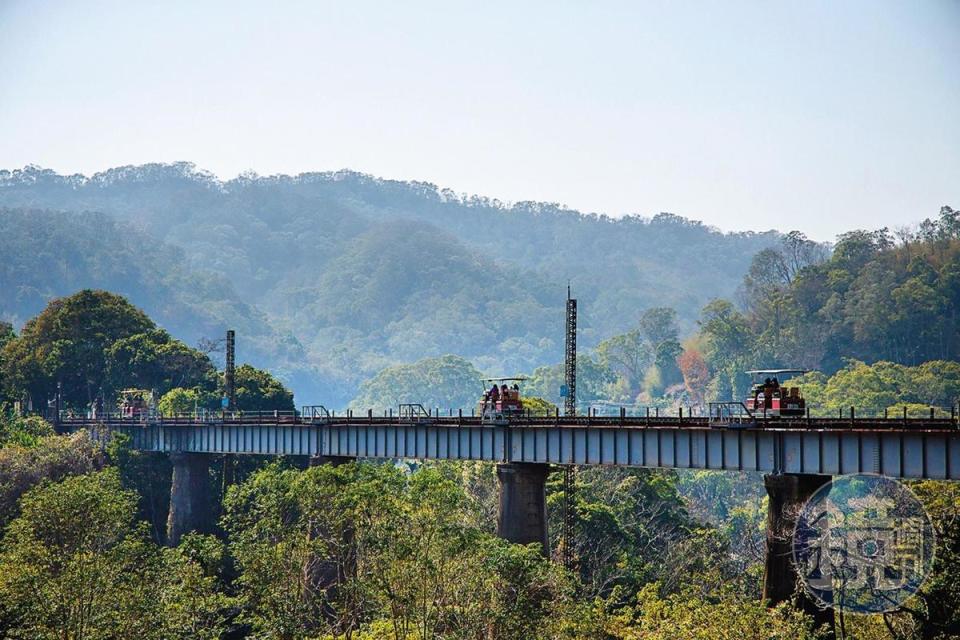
[
  {"x1": 496, "y1": 463, "x2": 550, "y2": 555},
  {"x1": 763, "y1": 473, "x2": 834, "y2": 634},
  {"x1": 167, "y1": 452, "x2": 213, "y2": 546}
]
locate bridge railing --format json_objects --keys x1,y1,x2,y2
[
  {"x1": 301, "y1": 405, "x2": 330, "y2": 422},
  {"x1": 398, "y1": 403, "x2": 433, "y2": 422},
  {"x1": 708, "y1": 402, "x2": 755, "y2": 427},
  {"x1": 54, "y1": 409, "x2": 301, "y2": 425},
  {"x1": 44, "y1": 401, "x2": 960, "y2": 431}
]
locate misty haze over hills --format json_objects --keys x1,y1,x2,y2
[{"x1": 0, "y1": 163, "x2": 782, "y2": 405}]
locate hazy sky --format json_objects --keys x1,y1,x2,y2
[{"x1": 1, "y1": 1, "x2": 957, "y2": 240}]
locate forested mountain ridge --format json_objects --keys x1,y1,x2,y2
[
  {"x1": 1, "y1": 163, "x2": 783, "y2": 404},
  {"x1": 0, "y1": 208, "x2": 266, "y2": 339},
  {"x1": 0, "y1": 208, "x2": 322, "y2": 399},
  {"x1": 361, "y1": 213, "x2": 960, "y2": 415},
  {"x1": 699, "y1": 208, "x2": 960, "y2": 399}
]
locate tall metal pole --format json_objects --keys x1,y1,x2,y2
[
  {"x1": 55, "y1": 380, "x2": 62, "y2": 427},
  {"x1": 564, "y1": 285, "x2": 577, "y2": 417},
  {"x1": 225, "y1": 330, "x2": 236, "y2": 411},
  {"x1": 562, "y1": 286, "x2": 577, "y2": 571},
  {"x1": 221, "y1": 330, "x2": 238, "y2": 502}
]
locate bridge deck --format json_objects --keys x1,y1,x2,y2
[{"x1": 60, "y1": 415, "x2": 960, "y2": 480}]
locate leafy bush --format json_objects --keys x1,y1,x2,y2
[{"x1": 0, "y1": 431, "x2": 104, "y2": 527}]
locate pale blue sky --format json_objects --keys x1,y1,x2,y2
[{"x1": 1, "y1": 0, "x2": 957, "y2": 239}]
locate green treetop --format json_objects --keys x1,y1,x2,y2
[
  {"x1": 230, "y1": 364, "x2": 295, "y2": 412},
  {"x1": 1, "y1": 290, "x2": 215, "y2": 409},
  {"x1": 1, "y1": 290, "x2": 153, "y2": 407}
]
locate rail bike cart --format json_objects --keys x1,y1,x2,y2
[
  {"x1": 709, "y1": 368, "x2": 809, "y2": 428},
  {"x1": 119, "y1": 389, "x2": 154, "y2": 421},
  {"x1": 477, "y1": 377, "x2": 528, "y2": 425},
  {"x1": 744, "y1": 369, "x2": 808, "y2": 418}
]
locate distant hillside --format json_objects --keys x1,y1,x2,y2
[
  {"x1": 0, "y1": 208, "x2": 333, "y2": 402},
  {"x1": 0, "y1": 164, "x2": 783, "y2": 405}
]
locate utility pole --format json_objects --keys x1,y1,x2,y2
[
  {"x1": 222, "y1": 330, "x2": 237, "y2": 501},
  {"x1": 55, "y1": 380, "x2": 62, "y2": 427},
  {"x1": 564, "y1": 284, "x2": 577, "y2": 417},
  {"x1": 224, "y1": 330, "x2": 236, "y2": 411},
  {"x1": 562, "y1": 285, "x2": 577, "y2": 571}
]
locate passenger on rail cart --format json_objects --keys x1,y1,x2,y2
[
  {"x1": 119, "y1": 389, "x2": 153, "y2": 420},
  {"x1": 744, "y1": 369, "x2": 807, "y2": 418},
  {"x1": 477, "y1": 377, "x2": 527, "y2": 423}
]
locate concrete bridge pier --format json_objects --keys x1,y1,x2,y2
[
  {"x1": 763, "y1": 473, "x2": 833, "y2": 633},
  {"x1": 167, "y1": 452, "x2": 214, "y2": 546},
  {"x1": 496, "y1": 463, "x2": 550, "y2": 555}
]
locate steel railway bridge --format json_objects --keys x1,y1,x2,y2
[{"x1": 61, "y1": 411, "x2": 960, "y2": 479}]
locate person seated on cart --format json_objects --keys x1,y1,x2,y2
[{"x1": 489, "y1": 384, "x2": 500, "y2": 402}]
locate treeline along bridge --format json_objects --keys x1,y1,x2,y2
[{"x1": 58, "y1": 407, "x2": 960, "y2": 627}]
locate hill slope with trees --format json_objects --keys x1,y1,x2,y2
[
  {"x1": 698, "y1": 206, "x2": 960, "y2": 400},
  {"x1": 0, "y1": 163, "x2": 782, "y2": 405},
  {"x1": 346, "y1": 208, "x2": 960, "y2": 417}
]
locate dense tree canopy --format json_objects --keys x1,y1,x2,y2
[
  {"x1": 0, "y1": 292, "x2": 295, "y2": 417},
  {"x1": 105, "y1": 329, "x2": 216, "y2": 397},
  {"x1": 688, "y1": 211, "x2": 960, "y2": 406},
  {"x1": 157, "y1": 387, "x2": 202, "y2": 415},
  {"x1": 349, "y1": 212, "x2": 960, "y2": 419},
  {"x1": 1, "y1": 290, "x2": 155, "y2": 407},
  {"x1": 0, "y1": 290, "x2": 216, "y2": 409},
  {"x1": 0, "y1": 321, "x2": 14, "y2": 401},
  {"x1": 791, "y1": 360, "x2": 960, "y2": 416},
  {"x1": 0, "y1": 430, "x2": 104, "y2": 528},
  {"x1": 0, "y1": 469, "x2": 229, "y2": 639},
  {"x1": 705, "y1": 211, "x2": 960, "y2": 387},
  {"x1": 222, "y1": 462, "x2": 573, "y2": 639},
  {"x1": 231, "y1": 364, "x2": 295, "y2": 412}
]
